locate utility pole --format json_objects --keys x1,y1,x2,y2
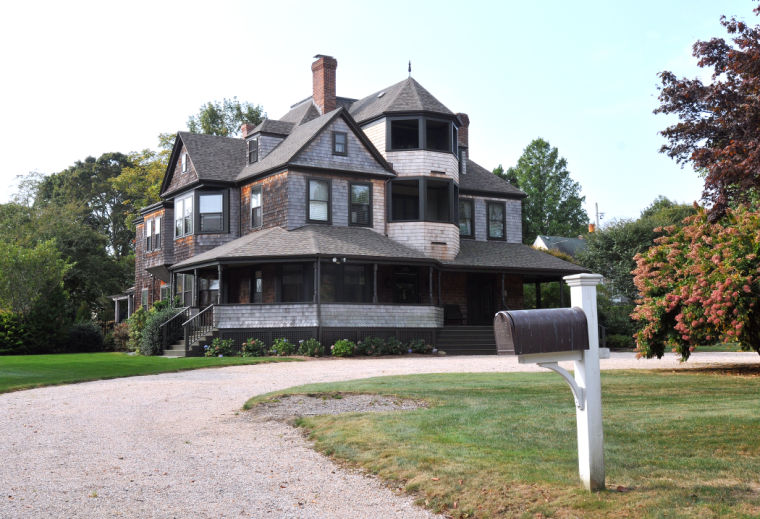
[{"x1": 595, "y1": 203, "x2": 605, "y2": 229}]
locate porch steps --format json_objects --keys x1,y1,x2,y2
[
  {"x1": 162, "y1": 340, "x2": 186, "y2": 358},
  {"x1": 436, "y1": 326, "x2": 497, "y2": 355}
]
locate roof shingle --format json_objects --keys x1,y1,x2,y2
[
  {"x1": 349, "y1": 77, "x2": 455, "y2": 124},
  {"x1": 460, "y1": 159, "x2": 526, "y2": 198}
]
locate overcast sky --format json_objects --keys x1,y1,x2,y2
[{"x1": 0, "y1": 0, "x2": 751, "y2": 223}]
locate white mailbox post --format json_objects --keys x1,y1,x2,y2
[{"x1": 494, "y1": 273, "x2": 607, "y2": 491}]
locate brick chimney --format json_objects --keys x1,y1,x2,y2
[
  {"x1": 312, "y1": 54, "x2": 337, "y2": 115},
  {"x1": 241, "y1": 123, "x2": 256, "y2": 139},
  {"x1": 457, "y1": 113, "x2": 470, "y2": 149}
]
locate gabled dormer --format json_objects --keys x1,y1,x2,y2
[{"x1": 241, "y1": 119, "x2": 295, "y2": 165}]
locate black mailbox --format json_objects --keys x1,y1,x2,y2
[{"x1": 494, "y1": 308, "x2": 589, "y2": 355}]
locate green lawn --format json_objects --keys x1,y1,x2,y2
[
  {"x1": 247, "y1": 368, "x2": 760, "y2": 518},
  {"x1": 0, "y1": 352, "x2": 298, "y2": 394}
]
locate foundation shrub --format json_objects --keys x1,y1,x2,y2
[
  {"x1": 331, "y1": 339, "x2": 355, "y2": 357},
  {"x1": 204, "y1": 337, "x2": 234, "y2": 357},
  {"x1": 140, "y1": 306, "x2": 182, "y2": 356},
  {"x1": 407, "y1": 338, "x2": 433, "y2": 354},
  {"x1": 270, "y1": 337, "x2": 297, "y2": 356},
  {"x1": 298, "y1": 338, "x2": 324, "y2": 357},
  {"x1": 379, "y1": 336, "x2": 404, "y2": 356},
  {"x1": 356, "y1": 336, "x2": 385, "y2": 356},
  {"x1": 241, "y1": 338, "x2": 267, "y2": 357}
]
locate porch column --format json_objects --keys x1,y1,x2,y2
[
  {"x1": 114, "y1": 299, "x2": 120, "y2": 324},
  {"x1": 535, "y1": 281, "x2": 542, "y2": 309},
  {"x1": 373, "y1": 264, "x2": 378, "y2": 303},
  {"x1": 217, "y1": 264, "x2": 223, "y2": 304},
  {"x1": 437, "y1": 269, "x2": 442, "y2": 306},
  {"x1": 193, "y1": 268, "x2": 199, "y2": 307},
  {"x1": 127, "y1": 294, "x2": 133, "y2": 318},
  {"x1": 559, "y1": 278, "x2": 566, "y2": 307},
  {"x1": 313, "y1": 260, "x2": 319, "y2": 303},
  {"x1": 170, "y1": 272, "x2": 174, "y2": 307},
  {"x1": 429, "y1": 266, "x2": 434, "y2": 305}
]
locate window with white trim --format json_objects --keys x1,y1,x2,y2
[
  {"x1": 251, "y1": 187, "x2": 262, "y2": 228},
  {"x1": 175, "y1": 194, "x2": 193, "y2": 237}
]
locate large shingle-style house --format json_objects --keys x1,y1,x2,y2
[{"x1": 132, "y1": 55, "x2": 586, "y2": 354}]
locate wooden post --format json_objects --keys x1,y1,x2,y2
[
  {"x1": 437, "y1": 269, "x2": 442, "y2": 306},
  {"x1": 316, "y1": 259, "x2": 322, "y2": 344},
  {"x1": 373, "y1": 264, "x2": 378, "y2": 303},
  {"x1": 429, "y1": 266, "x2": 433, "y2": 305},
  {"x1": 217, "y1": 264, "x2": 223, "y2": 305},
  {"x1": 193, "y1": 268, "x2": 199, "y2": 307},
  {"x1": 564, "y1": 273, "x2": 605, "y2": 491},
  {"x1": 114, "y1": 298, "x2": 120, "y2": 323}
]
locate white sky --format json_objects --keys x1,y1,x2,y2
[{"x1": 0, "y1": 0, "x2": 751, "y2": 222}]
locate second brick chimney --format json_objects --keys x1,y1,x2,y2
[
  {"x1": 312, "y1": 55, "x2": 337, "y2": 115},
  {"x1": 457, "y1": 113, "x2": 470, "y2": 149}
]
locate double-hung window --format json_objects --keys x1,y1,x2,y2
[
  {"x1": 459, "y1": 199, "x2": 474, "y2": 238},
  {"x1": 199, "y1": 193, "x2": 224, "y2": 232},
  {"x1": 153, "y1": 216, "x2": 161, "y2": 249},
  {"x1": 487, "y1": 201, "x2": 506, "y2": 240},
  {"x1": 175, "y1": 194, "x2": 193, "y2": 237},
  {"x1": 145, "y1": 218, "x2": 152, "y2": 251},
  {"x1": 349, "y1": 183, "x2": 371, "y2": 226},
  {"x1": 308, "y1": 179, "x2": 330, "y2": 223},
  {"x1": 251, "y1": 187, "x2": 262, "y2": 228},
  {"x1": 332, "y1": 132, "x2": 347, "y2": 156}
]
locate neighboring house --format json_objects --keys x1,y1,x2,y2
[
  {"x1": 128, "y1": 55, "x2": 586, "y2": 354},
  {"x1": 533, "y1": 235, "x2": 587, "y2": 258}
]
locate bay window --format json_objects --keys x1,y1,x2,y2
[
  {"x1": 388, "y1": 177, "x2": 456, "y2": 223},
  {"x1": 387, "y1": 116, "x2": 458, "y2": 154}
]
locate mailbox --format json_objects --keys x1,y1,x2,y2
[{"x1": 494, "y1": 307, "x2": 589, "y2": 356}]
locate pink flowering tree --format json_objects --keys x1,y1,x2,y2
[{"x1": 631, "y1": 205, "x2": 760, "y2": 360}]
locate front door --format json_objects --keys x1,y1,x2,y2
[{"x1": 466, "y1": 274, "x2": 496, "y2": 325}]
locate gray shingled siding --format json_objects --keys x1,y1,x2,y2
[
  {"x1": 332, "y1": 179, "x2": 348, "y2": 227},
  {"x1": 506, "y1": 199, "x2": 522, "y2": 244},
  {"x1": 471, "y1": 196, "x2": 522, "y2": 243},
  {"x1": 258, "y1": 135, "x2": 284, "y2": 161},
  {"x1": 474, "y1": 198, "x2": 487, "y2": 241},
  {"x1": 214, "y1": 303, "x2": 442, "y2": 329},
  {"x1": 229, "y1": 187, "x2": 241, "y2": 238},
  {"x1": 291, "y1": 119, "x2": 387, "y2": 174},
  {"x1": 287, "y1": 172, "x2": 306, "y2": 230}
]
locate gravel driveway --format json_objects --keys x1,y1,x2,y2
[{"x1": 1, "y1": 352, "x2": 756, "y2": 518}]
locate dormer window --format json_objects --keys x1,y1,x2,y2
[
  {"x1": 181, "y1": 153, "x2": 188, "y2": 172},
  {"x1": 387, "y1": 116, "x2": 457, "y2": 154},
  {"x1": 248, "y1": 138, "x2": 258, "y2": 164},
  {"x1": 332, "y1": 131, "x2": 347, "y2": 156}
]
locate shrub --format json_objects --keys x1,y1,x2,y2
[
  {"x1": 112, "y1": 322, "x2": 130, "y2": 351},
  {"x1": 331, "y1": 339, "x2": 355, "y2": 357},
  {"x1": 356, "y1": 336, "x2": 384, "y2": 356},
  {"x1": 380, "y1": 336, "x2": 404, "y2": 356},
  {"x1": 204, "y1": 337, "x2": 235, "y2": 357},
  {"x1": 0, "y1": 311, "x2": 27, "y2": 355},
  {"x1": 241, "y1": 338, "x2": 267, "y2": 357},
  {"x1": 298, "y1": 338, "x2": 324, "y2": 357},
  {"x1": 139, "y1": 307, "x2": 181, "y2": 356},
  {"x1": 270, "y1": 337, "x2": 297, "y2": 356},
  {"x1": 66, "y1": 322, "x2": 104, "y2": 352},
  {"x1": 407, "y1": 338, "x2": 433, "y2": 354},
  {"x1": 126, "y1": 307, "x2": 148, "y2": 352}
]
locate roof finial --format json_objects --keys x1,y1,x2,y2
[{"x1": 408, "y1": 60, "x2": 411, "y2": 77}]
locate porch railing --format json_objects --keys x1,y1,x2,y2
[
  {"x1": 183, "y1": 304, "x2": 215, "y2": 350},
  {"x1": 158, "y1": 306, "x2": 191, "y2": 352}
]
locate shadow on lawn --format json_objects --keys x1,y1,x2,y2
[{"x1": 672, "y1": 363, "x2": 760, "y2": 377}]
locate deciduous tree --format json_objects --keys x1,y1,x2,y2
[
  {"x1": 187, "y1": 97, "x2": 264, "y2": 137},
  {"x1": 655, "y1": 5, "x2": 760, "y2": 218},
  {"x1": 632, "y1": 205, "x2": 760, "y2": 359}
]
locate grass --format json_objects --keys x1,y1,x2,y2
[
  {"x1": 246, "y1": 368, "x2": 760, "y2": 518},
  {"x1": 0, "y1": 352, "x2": 298, "y2": 394},
  {"x1": 693, "y1": 342, "x2": 745, "y2": 353}
]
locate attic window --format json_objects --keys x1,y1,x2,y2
[
  {"x1": 181, "y1": 153, "x2": 188, "y2": 172},
  {"x1": 332, "y1": 132, "x2": 347, "y2": 156},
  {"x1": 248, "y1": 138, "x2": 258, "y2": 164}
]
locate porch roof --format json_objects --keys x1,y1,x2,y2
[
  {"x1": 171, "y1": 225, "x2": 432, "y2": 270},
  {"x1": 442, "y1": 240, "x2": 589, "y2": 276}
]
